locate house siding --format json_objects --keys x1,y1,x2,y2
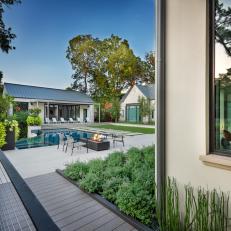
[
  {"x1": 165, "y1": 0, "x2": 231, "y2": 194},
  {"x1": 120, "y1": 85, "x2": 155, "y2": 122}
]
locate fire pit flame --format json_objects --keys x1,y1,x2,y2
[{"x1": 92, "y1": 133, "x2": 102, "y2": 142}]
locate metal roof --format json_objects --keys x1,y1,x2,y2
[
  {"x1": 136, "y1": 84, "x2": 155, "y2": 100},
  {"x1": 4, "y1": 83, "x2": 93, "y2": 104},
  {"x1": 121, "y1": 84, "x2": 155, "y2": 102}
]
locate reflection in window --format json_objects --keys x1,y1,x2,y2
[{"x1": 215, "y1": 0, "x2": 231, "y2": 152}]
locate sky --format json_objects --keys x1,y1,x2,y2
[{"x1": 0, "y1": 0, "x2": 155, "y2": 89}]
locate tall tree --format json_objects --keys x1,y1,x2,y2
[
  {"x1": 140, "y1": 51, "x2": 155, "y2": 84},
  {"x1": 0, "y1": 71, "x2": 3, "y2": 94},
  {"x1": 67, "y1": 34, "x2": 142, "y2": 101},
  {"x1": 0, "y1": 0, "x2": 21, "y2": 53},
  {"x1": 66, "y1": 35, "x2": 98, "y2": 93},
  {"x1": 215, "y1": 0, "x2": 231, "y2": 57}
]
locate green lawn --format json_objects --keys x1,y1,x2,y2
[{"x1": 90, "y1": 124, "x2": 155, "y2": 134}]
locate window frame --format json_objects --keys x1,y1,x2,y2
[{"x1": 209, "y1": 0, "x2": 231, "y2": 156}]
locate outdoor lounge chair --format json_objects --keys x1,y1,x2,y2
[
  {"x1": 45, "y1": 117, "x2": 50, "y2": 124},
  {"x1": 77, "y1": 117, "x2": 81, "y2": 123},
  {"x1": 68, "y1": 117, "x2": 78, "y2": 123},
  {"x1": 69, "y1": 118, "x2": 75, "y2": 123},
  {"x1": 52, "y1": 117, "x2": 58, "y2": 123},
  {"x1": 60, "y1": 117, "x2": 66, "y2": 123}
]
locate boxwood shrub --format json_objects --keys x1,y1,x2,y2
[{"x1": 64, "y1": 146, "x2": 155, "y2": 228}]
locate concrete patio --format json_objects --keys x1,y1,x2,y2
[{"x1": 5, "y1": 134, "x2": 155, "y2": 179}]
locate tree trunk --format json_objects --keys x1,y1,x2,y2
[{"x1": 84, "y1": 72, "x2": 87, "y2": 93}]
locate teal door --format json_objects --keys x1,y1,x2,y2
[{"x1": 127, "y1": 105, "x2": 139, "y2": 122}]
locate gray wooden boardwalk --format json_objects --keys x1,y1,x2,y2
[{"x1": 25, "y1": 172, "x2": 137, "y2": 231}]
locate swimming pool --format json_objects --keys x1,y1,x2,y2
[{"x1": 16, "y1": 128, "x2": 94, "y2": 149}]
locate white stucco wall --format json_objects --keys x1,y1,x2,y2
[
  {"x1": 120, "y1": 86, "x2": 155, "y2": 122},
  {"x1": 80, "y1": 105, "x2": 94, "y2": 123},
  {"x1": 165, "y1": 0, "x2": 231, "y2": 193}
]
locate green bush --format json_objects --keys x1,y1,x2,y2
[
  {"x1": 26, "y1": 115, "x2": 42, "y2": 126},
  {"x1": 87, "y1": 159, "x2": 105, "y2": 175},
  {"x1": 0, "y1": 122, "x2": 6, "y2": 148},
  {"x1": 105, "y1": 151, "x2": 125, "y2": 167},
  {"x1": 104, "y1": 166, "x2": 129, "y2": 179},
  {"x1": 4, "y1": 119, "x2": 20, "y2": 141},
  {"x1": 64, "y1": 146, "x2": 155, "y2": 227},
  {"x1": 13, "y1": 111, "x2": 29, "y2": 138},
  {"x1": 79, "y1": 172, "x2": 104, "y2": 193},
  {"x1": 64, "y1": 162, "x2": 89, "y2": 181},
  {"x1": 29, "y1": 108, "x2": 41, "y2": 116},
  {"x1": 102, "y1": 177, "x2": 127, "y2": 202},
  {"x1": 116, "y1": 181, "x2": 156, "y2": 225}
]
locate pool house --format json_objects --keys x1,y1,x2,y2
[{"x1": 3, "y1": 83, "x2": 94, "y2": 123}]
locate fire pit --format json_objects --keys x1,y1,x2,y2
[{"x1": 81, "y1": 134, "x2": 110, "y2": 151}]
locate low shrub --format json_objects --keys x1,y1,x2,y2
[
  {"x1": 116, "y1": 181, "x2": 156, "y2": 225},
  {"x1": 0, "y1": 122, "x2": 6, "y2": 148},
  {"x1": 64, "y1": 146, "x2": 155, "y2": 227},
  {"x1": 104, "y1": 166, "x2": 129, "y2": 179},
  {"x1": 64, "y1": 162, "x2": 89, "y2": 181},
  {"x1": 4, "y1": 119, "x2": 20, "y2": 141},
  {"x1": 102, "y1": 177, "x2": 127, "y2": 202},
  {"x1": 87, "y1": 159, "x2": 105, "y2": 175},
  {"x1": 13, "y1": 111, "x2": 29, "y2": 138},
  {"x1": 79, "y1": 172, "x2": 104, "y2": 193},
  {"x1": 26, "y1": 115, "x2": 42, "y2": 126},
  {"x1": 105, "y1": 151, "x2": 125, "y2": 167}
]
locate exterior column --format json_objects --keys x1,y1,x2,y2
[
  {"x1": 8, "y1": 103, "x2": 13, "y2": 116},
  {"x1": 48, "y1": 102, "x2": 49, "y2": 119}
]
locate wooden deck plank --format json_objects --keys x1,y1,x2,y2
[
  {"x1": 113, "y1": 222, "x2": 136, "y2": 231},
  {"x1": 25, "y1": 172, "x2": 137, "y2": 231},
  {"x1": 94, "y1": 217, "x2": 125, "y2": 231},
  {"x1": 77, "y1": 212, "x2": 117, "y2": 231},
  {"x1": 53, "y1": 200, "x2": 97, "y2": 221},
  {"x1": 63, "y1": 208, "x2": 110, "y2": 231},
  {"x1": 56, "y1": 204, "x2": 104, "y2": 228}
]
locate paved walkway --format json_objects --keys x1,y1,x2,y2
[
  {"x1": 109, "y1": 123, "x2": 155, "y2": 128},
  {"x1": 5, "y1": 134, "x2": 154, "y2": 178},
  {"x1": 25, "y1": 172, "x2": 136, "y2": 231}
]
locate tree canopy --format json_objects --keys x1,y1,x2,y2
[
  {"x1": 215, "y1": 0, "x2": 231, "y2": 57},
  {"x1": 0, "y1": 0, "x2": 21, "y2": 53},
  {"x1": 139, "y1": 51, "x2": 155, "y2": 84},
  {"x1": 67, "y1": 34, "x2": 154, "y2": 103}
]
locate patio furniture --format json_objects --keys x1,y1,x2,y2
[
  {"x1": 112, "y1": 134, "x2": 124, "y2": 147},
  {"x1": 69, "y1": 118, "x2": 76, "y2": 123},
  {"x1": 57, "y1": 133, "x2": 67, "y2": 151},
  {"x1": 77, "y1": 117, "x2": 81, "y2": 123},
  {"x1": 60, "y1": 117, "x2": 66, "y2": 123},
  {"x1": 45, "y1": 117, "x2": 50, "y2": 124},
  {"x1": 84, "y1": 117, "x2": 89, "y2": 123},
  {"x1": 80, "y1": 138, "x2": 110, "y2": 151},
  {"x1": 52, "y1": 117, "x2": 58, "y2": 123}
]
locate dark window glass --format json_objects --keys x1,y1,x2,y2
[{"x1": 214, "y1": 0, "x2": 231, "y2": 153}]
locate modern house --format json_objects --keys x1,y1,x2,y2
[
  {"x1": 156, "y1": 0, "x2": 231, "y2": 216},
  {"x1": 120, "y1": 84, "x2": 155, "y2": 123},
  {"x1": 3, "y1": 83, "x2": 94, "y2": 123}
]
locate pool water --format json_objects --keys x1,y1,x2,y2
[{"x1": 16, "y1": 128, "x2": 93, "y2": 149}]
